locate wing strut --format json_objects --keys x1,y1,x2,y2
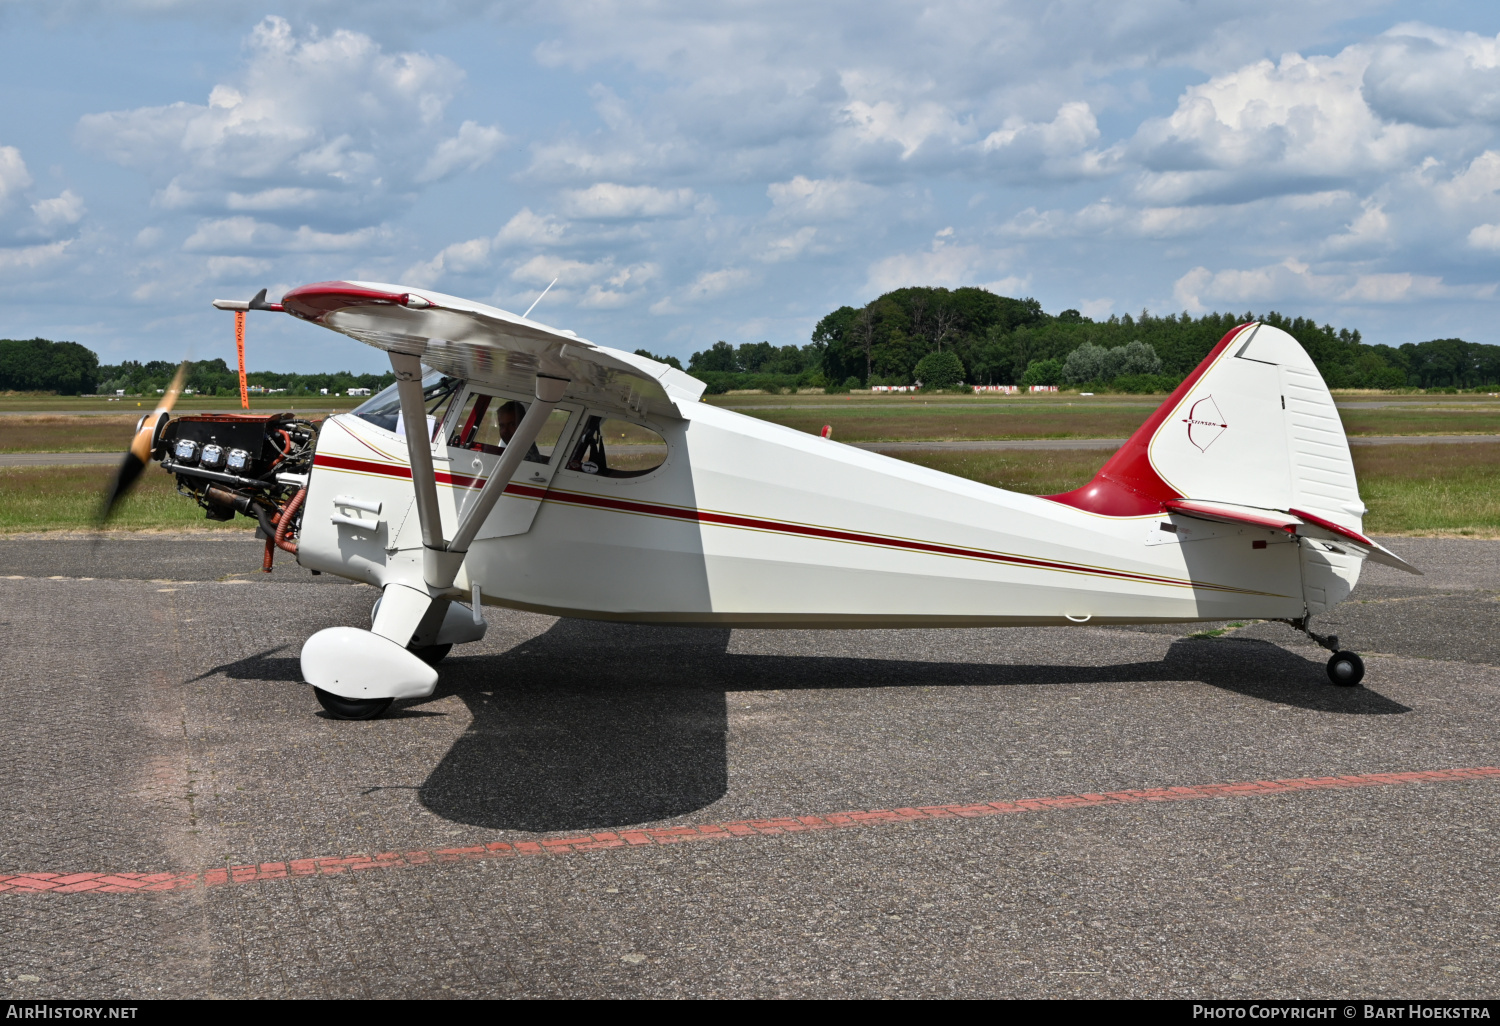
[
  {"x1": 389, "y1": 351, "x2": 572, "y2": 590},
  {"x1": 391, "y1": 352, "x2": 448, "y2": 554}
]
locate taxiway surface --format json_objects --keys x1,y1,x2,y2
[{"x1": 0, "y1": 534, "x2": 1495, "y2": 999}]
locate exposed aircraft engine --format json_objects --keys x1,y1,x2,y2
[{"x1": 154, "y1": 412, "x2": 317, "y2": 571}]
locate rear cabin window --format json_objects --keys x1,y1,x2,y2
[
  {"x1": 567, "y1": 416, "x2": 667, "y2": 478},
  {"x1": 448, "y1": 392, "x2": 572, "y2": 464}
]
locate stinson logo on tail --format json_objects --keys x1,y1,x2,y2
[{"x1": 1183, "y1": 395, "x2": 1227, "y2": 451}]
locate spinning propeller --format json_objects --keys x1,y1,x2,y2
[{"x1": 99, "y1": 361, "x2": 190, "y2": 522}]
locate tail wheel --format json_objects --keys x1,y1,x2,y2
[
  {"x1": 1326, "y1": 651, "x2": 1365, "y2": 687},
  {"x1": 313, "y1": 687, "x2": 393, "y2": 720}
]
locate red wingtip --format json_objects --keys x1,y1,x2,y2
[
  {"x1": 1042, "y1": 323, "x2": 1257, "y2": 517},
  {"x1": 281, "y1": 281, "x2": 409, "y2": 323}
]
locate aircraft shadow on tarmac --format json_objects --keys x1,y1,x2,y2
[
  {"x1": 407, "y1": 620, "x2": 1410, "y2": 833},
  {"x1": 190, "y1": 622, "x2": 1410, "y2": 834}
]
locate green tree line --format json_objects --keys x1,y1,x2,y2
[
  {"x1": 688, "y1": 287, "x2": 1500, "y2": 393},
  {"x1": 9, "y1": 291, "x2": 1500, "y2": 399},
  {"x1": 0, "y1": 338, "x2": 101, "y2": 394},
  {"x1": 95, "y1": 358, "x2": 396, "y2": 397}
]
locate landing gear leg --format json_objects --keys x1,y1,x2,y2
[
  {"x1": 313, "y1": 688, "x2": 393, "y2": 720},
  {"x1": 1275, "y1": 617, "x2": 1365, "y2": 687}
]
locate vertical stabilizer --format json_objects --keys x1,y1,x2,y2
[{"x1": 1047, "y1": 323, "x2": 1364, "y2": 535}]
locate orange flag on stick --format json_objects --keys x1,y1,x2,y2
[{"x1": 234, "y1": 309, "x2": 249, "y2": 409}]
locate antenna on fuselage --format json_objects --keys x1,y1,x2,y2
[{"x1": 522, "y1": 277, "x2": 558, "y2": 319}]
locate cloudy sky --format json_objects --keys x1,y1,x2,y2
[{"x1": 4, "y1": 1, "x2": 1500, "y2": 372}]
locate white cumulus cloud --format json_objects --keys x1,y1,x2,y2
[
  {"x1": 418, "y1": 120, "x2": 507, "y2": 182},
  {"x1": 0, "y1": 240, "x2": 71, "y2": 272},
  {"x1": 1361, "y1": 25, "x2": 1500, "y2": 128},
  {"x1": 76, "y1": 16, "x2": 488, "y2": 228},
  {"x1": 865, "y1": 231, "x2": 1014, "y2": 295},
  {"x1": 31, "y1": 190, "x2": 85, "y2": 227},
  {"x1": 559, "y1": 183, "x2": 705, "y2": 219},
  {"x1": 766, "y1": 176, "x2": 878, "y2": 220},
  {"x1": 0, "y1": 147, "x2": 33, "y2": 210},
  {"x1": 1129, "y1": 43, "x2": 1440, "y2": 205},
  {"x1": 1174, "y1": 258, "x2": 1465, "y2": 312},
  {"x1": 182, "y1": 216, "x2": 384, "y2": 253}
]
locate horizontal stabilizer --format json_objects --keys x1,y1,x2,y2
[
  {"x1": 1361, "y1": 543, "x2": 1423, "y2": 576},
  {"x1": 1290, "y1": 507, "x2": 1423, "y2": 575},
  {"x1": 1164, "y1": 499, "x2": 1300, "y2": 534},
  {"x1": 1166, "y1": 498, "x2": 1422, "y2": 576}
]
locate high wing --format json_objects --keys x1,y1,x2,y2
[{"x1": 280, "y1": 280, "x2": 706, "y2": 420}]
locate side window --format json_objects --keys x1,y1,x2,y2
[
  {"x1": 424, "y1": 383, "x2": 463, "y2": 443},
  {"x1": 533, "y1": 409, "x2": 574, "y2": 462},
  {"x1": 448, "y1": 392, "x2": 573, "y2": 465},
  {"x1": 450, "y1": 392, "x2": 501, "y2": 451},
  {"x1": 566, "y1": 416, "x2": 668, "y2": 478}
]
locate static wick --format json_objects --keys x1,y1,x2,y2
[{"x1": 522, "y1": 278, "x2": 559, "y2": 319}]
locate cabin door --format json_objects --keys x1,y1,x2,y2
[{"x1": 439, "y1": 387, "x2": 584, "y2": 539}]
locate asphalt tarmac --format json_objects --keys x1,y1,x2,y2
[{"x1": 0, "y1": 534, "x2": 1495, "y2": 999}]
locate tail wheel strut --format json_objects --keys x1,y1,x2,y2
[{"x1": 1275, "y1": 617, "x2": 1366, "y2": 688}]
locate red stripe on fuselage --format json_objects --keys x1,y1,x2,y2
[
  {"x1": 311, "y1": 453, "x2": 1278, "y2": 595},
  {"x1": 313, "y1": 453, "x2": 548, "y2": 499}
]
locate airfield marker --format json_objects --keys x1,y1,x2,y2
[{"x1": 3, "y1": 765, "x2": 1496, "y2": 895}]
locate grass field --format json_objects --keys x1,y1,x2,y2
[
  {"x1": 0, "y1": 464, "x2": 251, "y2": 533},
  {"x1": 1, "y1": 415, "x2": 141, "y2": 452},
  {"x1": 888, "y1": 442, "x2": 1500, "y2": 536},
  {"x1": 9, "y1": 402, "x2": 1499, "y2": 453},
  {"x1": 720, "y1": 400, "x2": 1500, "y2": 442},
  {"x1": 4, "y1": 441, "x2": 1495, "y2": 535},
  {"x1": 0, "y1": 413, "x2": 341, "y2": 452}
]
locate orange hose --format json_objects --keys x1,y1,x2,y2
[
  {"x1": 266, "y1": 429, "x2": 294, "y2": 472},
  {"x1": 274, "y1": 486, "x2": 307, "y2": 555},
  {"x1": 262, "y1": 537, "x2": 275, "y2": 573}
]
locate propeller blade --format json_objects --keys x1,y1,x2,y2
[{"x1": 100, "y1": 361, "x2": 190, "y2": 522}]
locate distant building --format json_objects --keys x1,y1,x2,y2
[{"x1": 346, "y1": 387, "x2": 372, "y2": 397}]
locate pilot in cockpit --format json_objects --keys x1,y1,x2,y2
[
  {"x1": 452, "y1": 396, "x2": 546, "y2": 462},
  {"x1": 493, "y1": 400, "x2": 544, "y2": 463}
]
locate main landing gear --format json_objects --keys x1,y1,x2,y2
[
  {"x1": 313, "y1": 688, "x2": 393, "y2": 720},
  {"x1": 312, "y1": 642, "x2": 451, "y2": 719},
  {"x1": 1276, "y1": 617, "x2": 1365, "y2": 687}
]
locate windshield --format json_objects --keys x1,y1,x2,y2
[{"x1": 352, "y1": 369, "x2": 461, "y2": 434}]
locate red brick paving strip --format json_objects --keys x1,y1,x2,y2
[{"x1": 4, "y1": 766, "x2": 1496, "y2": 895}]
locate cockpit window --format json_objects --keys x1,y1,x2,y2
[
  {"x1": 566, "y1": 416, "x2": 667, "y2": 478},
  {"x1": 448, "y1": 392, "x2": 571, "y2": 464},
  {"x1": 352, "y1": 369, "x2": 461, "y2": 438}
]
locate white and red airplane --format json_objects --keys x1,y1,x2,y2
[{"x1": 106, "y1": 281, "x2": 1418, "y2": 718}]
